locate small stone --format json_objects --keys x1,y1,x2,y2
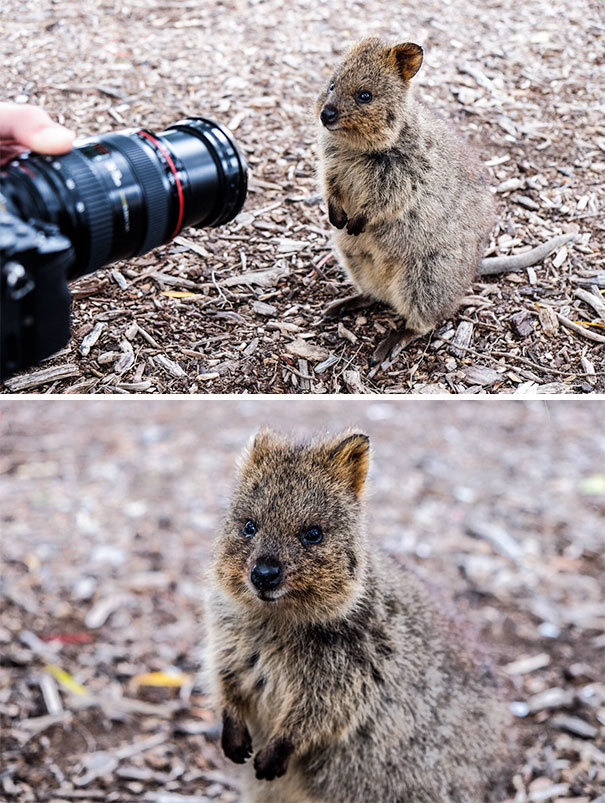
[
  {"x1": 538, "y1": 622, "x2": 561, "y2": 638},
  {"x1": 511, "y1": 310, "x2": 534, "y2": 338},
  {"x1": 510, "y1": 701, "x2": 530, "y2": 718}
]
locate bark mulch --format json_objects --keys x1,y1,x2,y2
[
  {"x1": 0, "y1": 399, "x2": 603, "y2": 800},
  {"x1": 1, "y1": 0, "x2": 603, "y2": 394}
]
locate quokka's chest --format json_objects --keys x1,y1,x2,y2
[
  {"x1": 220, "y1": 630, "x2": 298, "y2": 722},
  {"x1": 323, "y1": 151, "x2": 374, "y2": 201}
]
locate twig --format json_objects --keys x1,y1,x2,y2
[
  {"x1": 557, "y1": 314, "x2": 605, "y2": 344},
  {"x1": 462, "y1": 345, "x2": 604, "y2": 379},
  {"x1": 574, "y1": 287, "x2": 605, "y2": 320}
]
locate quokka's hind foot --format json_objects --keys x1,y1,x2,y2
[
  {"x1": 323, "y1": 293, "x2": 374, "y2": 320},
  {"x1": 369, "y1": 326, "x2": 422, "y2": 370}
]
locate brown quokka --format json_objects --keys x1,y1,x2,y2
[
  {"x1": 317, "y1": 38, "x2": 575, "y2": 363},
  {"x1": 205, "y1": 429, "x2": 513, "y2": 803}
]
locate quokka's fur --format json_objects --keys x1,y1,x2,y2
[
  {"x1": 316, "y1": 38, "x2": 575, "y2": 351},
  {"x1": 205, "y1": 429, "x2": 513, "y2": 803}
]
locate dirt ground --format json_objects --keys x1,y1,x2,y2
[
  {"x1": 1, "y1": 0, "x2": 604, "y2": 395},
  {"x1": 0, "y1": 398, "x2": 603, "y2": 802}
]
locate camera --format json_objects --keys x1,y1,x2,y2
[{"x1": 0, "y1": 116, "x2": 248, "y2": 381}]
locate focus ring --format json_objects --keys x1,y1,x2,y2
[
  {"x1": 103, "y1": 133, "x2": 171, "y2": 254},
  {"x1": 58, "y1": 150, "x2": 113, "y2": 272},
  {"x1": 170, "y1": 118, "x2": 248, "y2": 226}
]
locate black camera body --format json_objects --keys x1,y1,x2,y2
[
  {"x1": 0, "y1": 208, "x2": 74, "y2": 381},
  {"x1": 0, "y1": 116, "x2": 247, "y2": 381}
]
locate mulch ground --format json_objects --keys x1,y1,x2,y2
[
  {"x1": 1, "y1": 0, "x2": 604, "y2": 394},
  {"x1": 0, "y1": 399, "x2": 603, "y2": 801}
]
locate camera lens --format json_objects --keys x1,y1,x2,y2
[{"x1": 0, "y1": 116, "x2": 247, "y2": 279}]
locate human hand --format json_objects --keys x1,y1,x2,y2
[{"x1": 0, "y1": 103, "x2": 75, "y2": 164}]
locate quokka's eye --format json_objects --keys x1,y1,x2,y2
[
  {"x1": 243, "y1": 519, "x2": 256, "y2": 537},
  {"x1": 357, "y1": 90, "x2": 372, "y2": 104},
  {"x1": 301, "y1": 524, "x2": 323, "y2": 545},
  {"x1": 329, "y1": 82, "x2": 335, "y2": 92}
]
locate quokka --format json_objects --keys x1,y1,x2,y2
[
  {"x1": 205, "y1": 429, "x2": 513, "y2": 802},
  {"x1": 317, "y1": 38, "x2": 575, "y2": 363}
]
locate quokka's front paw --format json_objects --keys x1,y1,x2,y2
[
  {"x1": 221, "y1": 710, "x2": 252, "y2": 764},
  {"x1": 253, "y1": 737, "x2": 294, "y2": 781},
  {"x1": 346, "y1": 213, "x2": 368, "y2": 236},
  {"x1": 328, "y1": 199, "x2": 348, "y2": 229}
]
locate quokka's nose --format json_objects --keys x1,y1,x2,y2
[
  {"x1": 251, "y1": 558, "x2": 282, "y2": 591},
  {"x1": 320, "y1": 105, "x2": 339, "y2": 126}
]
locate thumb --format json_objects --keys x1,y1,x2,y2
[
  {"x1": 0, "y1": 103, "x2": 75, "y2": 154},
  {"x1": 28, "y1": 124, "x2": 76, "y2": 154}
]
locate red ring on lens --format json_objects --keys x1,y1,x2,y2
[{"x1": 137, "y1": 130, "x2": 184, "y2": 240}]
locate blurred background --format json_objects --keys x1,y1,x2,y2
[{"x1": 0, "y1": 399, "x2": 604, "y2": 801}]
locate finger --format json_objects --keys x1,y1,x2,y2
[
  {"x1": 0, "y1": 144, "x2": 27, "y2": 165},
  {"x1": 0, "y1": 103, "x2": 75, "y2": 154}
]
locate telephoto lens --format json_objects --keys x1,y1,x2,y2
[{"x1": 0, "y1": 117, "x2": 248, "y2": 278}]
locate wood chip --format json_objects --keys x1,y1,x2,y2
[
  {"x1": 551, "y1": 714, "x2": 598, "y2": 739},
  {"x1": 463, "y1": 365, "x2": 502, "y2": 386},
  {"x1": 450, "y1": 321, "x2": 473, "y2": 357},
  {"x1": 111, "y1": 270, "x2": 129, "y2": 290},
  {"x1": 314, "y1": 354, "x2": 340, "y2": 374},
  {"x1": 173, "y1": 236, "x2": 212, "y2": 259},
  {"x1": 4, "y1": 364, "x2": 80, "y2": 392},
  {"x1": 570, "y1": 271, "x2": 605, "y2": 289},
  {"x1": 538, "y1": 306, "x2": 559, "y2": 336},
  {"x1": 467, "y1": 520, "x2": 523, "y2": 562},
  {"x1": 285, "y1": 340, "x2": 330, "y2": 362},
  {"x1": 151, "y1": 272, "x2": 200, "y2": 289},
  {"x1": 79, "y1": 322, "x2": 107, "y2": 356},
  {"x1": 114, "y1": 342, "x2": 135, "y2": 375},
  {"x1": 512, "y1": 194, "x2": 540, "y2": 210},
  {"x1": 337, "y1": 322, "x2": 358, "y2": 344},
  {"x1": 529, "y1": 782, "x2": 570, "y2": 802},
  {"x1": 552, "y1": 245, "x2": 568, "y2": 268},
  {"x1": 575, "y1": 287, "x2": 605, "y2": 320},
  {"x1": 504, "y1": 653, "x2": 551, "y2": 675},
  {"x1": 220, "y1": 263, "x2": 289, "y2": 288},
  {"x1": 39, "y1": 672, "x2": 63, "y2": 715},
  {"x1": 85, "y1": 596, "x2": 123, "y2": 629},
  {"x1": 251, "y1": 300, "x2": 277, "y2": 316},
  {"x1": 527, "y1": 687, "x2": 573, "y2": 713},
  {"x1": 342, "y1": 369, "x2": 366, "y2": 393},
  {"x1": 155, "y1": 355, "x2": 186, "y2": 378},
  {"x1": 277, "y1": 237, "x2": 308, "y2": 252},
  {"x1": 580, "y1": 356, "x2": 596, "y2": 384}
]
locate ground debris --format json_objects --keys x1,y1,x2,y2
[{"x1": 0, "y1": 400, "x2": 603, "y2": 800}]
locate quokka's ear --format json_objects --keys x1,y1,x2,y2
[
  {"x1": 388, "y1": 42, "x2": 423, "y2": 81},
  {"x1": 241, "y1": 427, "x2": 287, "y2": 467},
  {"x1": 327, "y1": 432, "x2": 370, "y2": 498}
]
